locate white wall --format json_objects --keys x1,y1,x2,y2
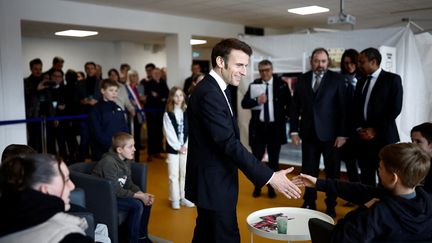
[
  {"x1": 22, "y1": 38, "x2": 167, "y2": 82},
  {"x1": 0, "y1": 0, "x2": 244, "y2": 152}
]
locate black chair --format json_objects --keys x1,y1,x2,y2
[
  {"x1": 69, "y1": 162, "x2": 148, "y2": 243},
  {"x1": 69, "y1": 187, "x2": 95, "y2": 239}
]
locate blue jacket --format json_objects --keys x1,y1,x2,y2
[{"x1": 89, "y1": 99, "x2": 129, "y2": 159}]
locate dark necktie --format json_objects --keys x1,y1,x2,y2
[
  {"x1": 313, "y1": 74, "x2": 322, "y2": 92},
  {"x1": 224, "y1": 87, "x2": 233, "y2": 115},
  {"x1": 361, "y1": 75, "x2": 372, "y2": 104},
  {"x1": 264, "y1": 83, "x2": 270, "y2": 122}
]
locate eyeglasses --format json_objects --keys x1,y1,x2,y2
[{"x1": 258, "y1": 68, "x2": 272, "y2": 73}]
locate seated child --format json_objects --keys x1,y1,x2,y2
[
  {"x1": 89, "y1": 79, "x2": 129, "y2": 161},
  {"x1": 411, "y1": 122, "x2": 432, "y2": 192},
  {"x1": 293, "y1": 143, "x2": 432, "y2": 242},
  {"x1": 92, "y1": 132, "x2": 154, "y2": 243}
]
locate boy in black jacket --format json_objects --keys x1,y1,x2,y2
[
  {"x1": 294, "y1": 143, "x2": 432, "y2": 242},
  {"x1": 89, "y1": 79, "x2": 129, "y2": 161}
]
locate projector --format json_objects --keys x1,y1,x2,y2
[{"x1": 328, "y1": 14, "x2": 356, "y2": 25}]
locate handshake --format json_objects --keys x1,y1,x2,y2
[{"x1": 268, "y1": 167, "x2": 318, "y2": 199}]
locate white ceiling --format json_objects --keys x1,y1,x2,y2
[{"x1": 21, "y1": 0, "x2": 432, "y2": 45}]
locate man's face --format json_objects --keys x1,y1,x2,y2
[
  {"x1": 411, "y1": 131, "x2": 432, "y2": 156},
  {"x1": 101, "y1": 86, "x2": 118, "y2": 101},
  {"x1": 146, "y1": 67, "x2": 154, "y2": 78},
  {"x1": 85, "y1": 64, "x2": 96, "y2": 77},
  {"x1": 310, "y1": 51, "x2": 329, "y2": 73},
  {"x1": 152, "y1": 69, "x2": 162, "y2": 81},
  {"x1": 219, "y1": 49, "x2": 249, "y2": 86},
  {"x1": 54, "y1": 62, "x2": 63, "y2": 71},
  {"x1": 357, "y1": 53, "x2": 376, "y2": 76},
  {"x1": 192, "y1": 64, "x2": 201, "y2": 75},
  {"x1": 31, "y1": 64, "x2": 42, "y2": 77},
  {"x1": 258, "y1": 64, "x2": 273, "y2": 82},
  {"x1": 51, "y1": 71, "x2": 63, "y2": 84},
  {"x1": 117, "y1": 139, "x2": 136, "y2": 160}
]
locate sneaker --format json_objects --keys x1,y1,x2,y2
[
  {"x1": 180, "y1": 198, "x2": 195, "y2": 208},
  {"x1": 171, "y1": 201, "x2": 180, "y2": 210}
]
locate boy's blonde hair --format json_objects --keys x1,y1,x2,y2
[
  {"x1": 111, "y1": 132, "x2": 134, "y2": 151},
  {"x1": 165, "y1": 86, "x2": 186, "y2": 112},
  {"x1": 379, "y1": 143, "x2": 431, "y2": 188}
]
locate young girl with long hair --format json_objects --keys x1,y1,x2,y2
[{"x1": 163, "y1": 87, "x2": 195, "y2": 209}]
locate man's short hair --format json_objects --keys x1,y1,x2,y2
[
  {"x1": 145, "y1": 63, "x2": 156, "y2": 70},
  {"x1": 311, "y1": 48, "x2": 330, "y2": 60},
  {"x1": 111, "y1": 132, "x2": 134, "y2": 151},
  {"x1": 52, "y1": 56, "x2": 64, "y2": 65},
  {"x1": 361, "y1": 47, "x2": 382, "y2": 65},
  {"x1": 120, "y1": 63, "x2": 131, "y2": 71},
  {"x1": 1, "y1": 144, "x2": 36, "y2": 162},
  {"x1": 411, "y1": 122, "x2": 432, "y2": 144},
  {"x1": 84, "y1": 61, "x2": 96, "y2": 69},
  {"x1": 379, "y1": 143, "x2": 431, "y2": 188},
  {"x1": 29, "y1": 58, "x2": 42, "y2": 69},
  {"x1": 258, "y1": 60, "x2": 273, "y2": 68},
  {"x1": 101, "y1": 79, "x2": 119, "y2": 90},
  {"x1": 211, "y1": 38, "x2": 253, "y2": 68}
]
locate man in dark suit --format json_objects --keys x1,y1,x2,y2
[
  {"x1": 353, "y1": 47, "x2": 403, "y2": 186},
  {"x1": 241, "y1": 59, "x2": 291, "y2": 198},
  {"x1": 185, "y1": 38, "x2": 301, "y2": 243},
  {"x1": 290, "y1": 48, "x2": 347, "y2": 217}
]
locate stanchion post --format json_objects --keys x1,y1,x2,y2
[{"x1": 41, "y1": 117, "x2": 47, "y2": 154}]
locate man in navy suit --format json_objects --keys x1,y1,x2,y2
[
  {"x1": 241, "y1": 59, "x2": 291, "y2": 198},
  {"x1": 353, "y1": 47, "x2": 403, "y2": 186},
  {"x1": 290, "y1": 48, "x2": 347, "y2": 218},
  {"x1": 185, "y1": 38, "x2": 301, "y2": 243}
]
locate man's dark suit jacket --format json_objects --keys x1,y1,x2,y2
[
  {"x1": 185, "y1": 74, "x2": 273, "y2": 211},
  {"x1": 353, "y1": 70, "x2": 403, "y2": 146},
  {"x1": 241, "y1": 75, "x2": 290, "y2": 146},
  {"x1": 290, "y1": 70, "x2": 347, "y2": 141}
]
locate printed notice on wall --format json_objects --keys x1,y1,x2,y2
[{"x1": 379, "y1": 46, "x2": 397, "y2": 73}]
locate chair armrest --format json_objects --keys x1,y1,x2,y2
[
  {"x1": 70, "y1": 188, "x2": 86, "y2": 208},
  {"x1": 70, "y1": 170, "x2": 119, "y2": 243},
  {"x1": 131, "y1": 163, "x2": 147, "y2": 192}
]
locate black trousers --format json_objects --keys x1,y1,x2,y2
[
  {"x1": 192, "y1": 207, "x2": 240, "y2": 243},
  {"x1": 357, "y1": 138, "x2": 381, "y2": 187},
  {"x1": 145, "y1": 111, "x2": 164, "y2": 156},
  {"x1": 301, "y1": 133, "x2": 341, "y2": 209},
  {"x1": 251, "y1": 122, "x2": 281, "y2": 190}
]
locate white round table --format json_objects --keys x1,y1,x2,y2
[{"x1": 246, "y1": 207, "x2": 334, "y2": 242}]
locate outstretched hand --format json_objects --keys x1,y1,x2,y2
[
  {"x1": 269, "y1": 167, "x2": 302, "y2": 199},
  {"x1": 292, "y1": 173, "x2": 317, "y2": 188}
]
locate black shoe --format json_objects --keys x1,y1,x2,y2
[
  {"x1": 301, "y1": 201, "x2": 316, "y2": 210},
  {"x1": 252, "y1": 188, "x2": 261, "y2": 198},
  {"x1": 343, "y1": 201, "x2": 355, "y2": 207},
  {"x1": 268, "y1": 187, "x2": 276, "y2": 198},
  {"x1": 326, "y1": 207, "x2": 336, "y2": 218}
]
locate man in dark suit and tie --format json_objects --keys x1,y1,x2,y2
[
  {"x1": 290, "y1": 48, "x2": 347, "y2": 218},
  {"x1": 353, "y1": 47, "x2": 403, "y2": 186},
  {"x1": 241, "y1": 59, "x2": 291, "y2": 198},
  {"x1": 185, "y1": 38, "x2": 301, "y2": 243}
]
